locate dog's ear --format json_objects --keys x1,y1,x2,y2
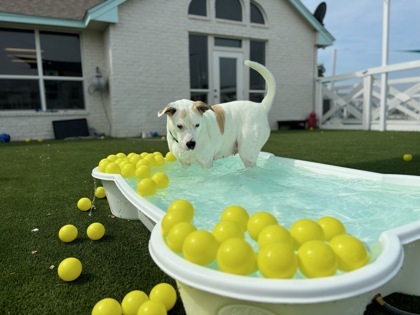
[
  {"x1": 158, "y1": 104, "x2": 177, "y2": 117},
  {"x1": 193, "y1": 101, "x2": 214, "y2": 115}
]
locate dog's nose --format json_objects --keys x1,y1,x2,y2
[{"x1": 186, "y1": 140, "x2": 196, "y2": 150}]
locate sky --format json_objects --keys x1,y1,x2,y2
[{"x1": 301, "y1": 0, "x2": 420, "y2": 76}]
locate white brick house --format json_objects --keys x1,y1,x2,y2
[{"x1": 0, "y1": 0, "x2": 333, "y2": 141}]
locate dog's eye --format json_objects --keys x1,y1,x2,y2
[
  {"x1": 177, "y1": 124, "x2": 183, "y2": 130},
  {"x1": 195, "y1": 124, "x2": 200, "y2": 128}
]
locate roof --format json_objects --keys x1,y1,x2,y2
[
  {"x1": 0, "y1": 0, "x2": 334, "y2": 46},
  {"x1": 0, "y1": 0, "x2": 104, "y2": 20}
]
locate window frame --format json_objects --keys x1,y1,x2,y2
[{"x1": 0, "y1": 28, "x2": 85, "y2": 111}]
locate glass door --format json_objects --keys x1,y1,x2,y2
[{"x1": 213, "y1": 51, "x2": 243, "y2": 104}]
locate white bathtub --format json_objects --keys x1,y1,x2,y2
[{"x1": 92, "y1": 154, "x2": 420, "y2": 315}]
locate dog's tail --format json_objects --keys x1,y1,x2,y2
[{"x1": 244, "y1": 60, "x2": 276, "y2": 113}]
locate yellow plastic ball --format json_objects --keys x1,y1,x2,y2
[
  {"x1": 247, "y1": 211, "x2": 278, "y2": 241},
  {"x1": 290, "y1": 219, "x2": 324, "y2": 249},
  {"x1": 58, "y1": 224, "x2": 78, "y2": 243},
  {"x1": 136, "y1": 159, "x2": 152, "y2": 168},
  {"x1": 77, "y1": 197, "x2": 92, "y2": 211},
  {"x1": 140, "y1": 152, "x2": 149, "y2": 158},
  {"x1": 137, "y1": 178, "x2": 158, "y2": 196},
  {"x1": 129, "y1": 155, "x2": 142, "y2": 165},
  {"x1": 166, "y1": 222, "x2": 197, "y2": 253},
  {"x1": 107, "y1": 154, "x2": 118, "y2": 162},
  {"x1": 161, "y1": 210, "x2": 194, "y2": 237},
  {"x1": 221, "y1": 205, "x2": 249, "y2": 231},
  {"x1": 167, "y1": 200, "x2": 194, "y2": 219},
  {"x1": 135, "y1": 165, "x2": 152, "y2": 179},
  {"x1": 149, "y1": 283, "x2": 177, "y2": 311},
  {"x1": 258, "y1": 242, "x2": 297, "y2": 278},
  {"x1": 151, "y1": 172, "x2": 169, "y2": 189},
  {"x1": 298, "y1": 240, "x2": 337, "y2": 278},
  {"x1": 105, "y1": 162, "x2": 121, "y2": 175},
  {"x1": 87, "y1": 222, "x2": 105, "y2": 241},
  {"x1": 98, "y1": 160, "x2": 110, "y2": 172},
  {"x1": 154, "y1": 155, "x2": 166, "y2": 166},
  {"x1": 57, "y1": 257, "x2": 82, "y2": 281},
  {"x1": 137, "y1": 300, "x2": 166, "y2": 315},
  {"x1": 91, "y1": 298, "x2": 122, "y2": 315},
  {"x1": 121, "y1": 163, "x2": 136, "y2": 178},
  {"x1": 182, "y1": 230, "x2": 219, "y2": 265},
  {"x1": 216, "y1": 238, "x2": 256, "y2": 275},
  {"x1": 95, "y1": 186, "x2": 106, "y2": 199},
  {"x1": 212, "y1": 220, "x2": 244, "y2": 243},
  {"x1": 317, "y1": 216, "x2": 346, "y2": 241},
  {"x1": 153, "y1": 151, "x2": 163, "y2": 156},
  {"x1": 121, "y1": 290, "x2": 149, "y2": 315},
  {"x1": 145, "y1": 154, "x2": 157, "y2": 166},
  {"x1": 258, "y1": 224, "x2": 292, "y2": 249},
  {"x1": 116, "y1": 152, "x2": 126, "y2": 159},
  {"x1": 329, "y1": 234, "x2": 370, "y2": 271},
  {"x1": 165, "y1": 152, "x2": 177, "y2": 162},
  {"x1": 403, "y1": 154, "x2": 413, "y2": 162}
]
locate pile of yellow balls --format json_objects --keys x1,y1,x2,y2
[
  {"x1": 92, "y1": 283, "x2": 177, "y2": 315},
  {"x1": 162, "y1": 200, "x2": 370, "y2": 279},
  {"x1": 97, "y1": 151, "x2": 177, "y2": 197}
]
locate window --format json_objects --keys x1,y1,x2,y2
[
  {"x1": 0, "y1": 28, "x2": 84, "y2": 110},
  {"x1": 214, "y1": 37, "x2": 242, "y2": 48},
  {"x1": 189, "y1": 34, "x2": 209, "y2": 102},
  {"x1": 250, "y1": 2, "x2": 265, "y2": 24},
  {"x1": 249, "y1": 40, "x2": 266, "y2": 102},
  {"x1": 215, "y1": 0, "x2": 242, "y2": 22},
  {"x1": 188, "y1": 0, "x2": 207, "y2": 16}
]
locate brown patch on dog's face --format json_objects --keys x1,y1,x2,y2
[
  {"x1": 179, "y1": 109, "x2": 187, "y2": 119},
  {"x1": 212, "y1": 104, "x2": 225, "y2": 134},
  {"x1": 193, "y1": 101, "x2": 214, "y2": 115}
]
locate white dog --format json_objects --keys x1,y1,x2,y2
[{"x1": 158, "y1": 60, "x2": 276, "y2": 169}]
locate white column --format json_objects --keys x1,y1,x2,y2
[{"x1": 379, "y1": 0, "x2": 390, "y2": 131}]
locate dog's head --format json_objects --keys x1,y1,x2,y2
[{"x1": 158, "y1": 99, "x2": 213, "y2": 151}]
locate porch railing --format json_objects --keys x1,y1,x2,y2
[{"x1": 315, "y1": 60, "x2": 420, "y2": 131}]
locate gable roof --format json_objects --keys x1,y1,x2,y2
[
  {"x1": 0, "y1": 0, "x2": 105, "y2": 20},
  {"x1": 0, "y1": 0, "x2": 334, "y2": 46}
]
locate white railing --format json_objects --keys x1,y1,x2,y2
[{"x1": 316, "y1": 60, "x2": 420, "y2": 131}]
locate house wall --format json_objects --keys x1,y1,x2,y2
[
  {"x1": 0, "y1": 27, "x2": 109, "y2": 141},
  {"x1": 0, "y1": 0, "x2": 319, "y2": 141},
  {"x1": 105, "y1": 0, "x2": 318, "y2": 137}
]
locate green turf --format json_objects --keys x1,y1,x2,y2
[{"x1": 0, "y1": 130, "x2": 419, "y2": 314}]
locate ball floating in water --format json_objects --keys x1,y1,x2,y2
[
  {"x1": 329, "y1": 234, "x2": 369, "y2": 271},
  {"x1": 58, "y1": 224, "x2": 78, "y2": 243},
  {"x1": 137, "y1": 178, "x2": 157, "y2": 196},
  {"x1": 167, "y1": 200, "x2": 194, "y2": 219},
  {"x1": 165, "y1": 152, "x2": 177, "y2": 162},
  {"x1": 403, "y1": 154, "x2": 413, "y2": 162},
  {"x1": 290, "y1": 218, "x2": 324, "y2": 249},
  {"x1": 121, "y1": 163, "x2": 136, "y2": 178},
  {"x1": 212, "y1": 220, "x2": 244, "y2": 243},
  {"x1": 105, "y1": 162, "x2": 121, "y2": 174},
  {"x1": 135, "y1": 165, "x2": 152, "y2": 179},
  {"x1": 57, "y1": 257, "x2": 82, "y2": 281},
  {"x1": 77, "y1": 197, "x2": 92, "y2": 211},
  {"x1": 297, "y1": 240, "x2": 337, "y2": 278},
  {"x1": 182, "y1": 230, "x2": 219, "y2": 265},
  {"x1": 258, "y1": 224, "x2": 292, "y2": 249},
  {"x1": 166, "y1": 222, "x2": 196, "y2": 253},
  {"x1": 258, "y1": 242, "x2": 297, "y2": 278},
  {"x1": 151, "y1": 172, "x2": 169, "y2": 189},
  {"x1": 121, "y1": 290, "x2": 149, "y2": 315},
  {"x1": 221, "y1": 205, "x2": 249, "y2": 231},
  {"x1": 247, "y1": 211, "x2": 278, "y2": 241},
  {"x1": 91, "y1": 298, "x2": 122, "y2": 315},
  {"x1": 154, "y1": 155, "x2": 166, "y2": 166},
  {"x1": 95, "y1": 186, "x2": 106, "y2": 199},
  {"x1": 149, "y1": 283, "x2": 177, "y2": 311},
  {"x1": 137, "y1": 300, "x2": 167, "y2": 315},
  {"x1": 161, "y1": 211, "x2": 194, "y2": 236},
  {"x1": 216, "y1": 238, "x2": 256, "y2": 275},
  {"x1": 317, "y1": 216, "x2": 346, "y2": 241},
  {"x1": 87, "y1": 222, "x2": 105, "y2": 240}
]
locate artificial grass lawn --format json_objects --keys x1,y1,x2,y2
[{"x1": 1, "y1": 130, "x2": 419, "y2": 315}]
